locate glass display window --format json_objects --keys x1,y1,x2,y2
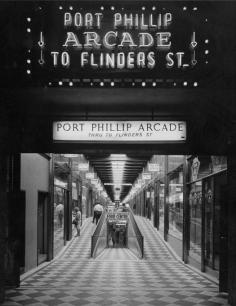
[
  {"x1": 204, "y1": 178, "x2": 214, "y2": 268},
  {"x1": 159, "y1": 180, "x2": 165, "y2": 232},
  {"x1": 168, "y1": 155, "x2": 184, "y2": 173},
  {"x1": 167, "y1": 163, "x2": 183, "y2": 240},
  {"x1": 53, "y1": 186, "x2": 66, "y2": 256},
  {"x1": 189, "y1": 181, "x2": 202, "y2": 264},
  {"x1": 188, "y1": 156, "x2": 227, "y2": 182}
]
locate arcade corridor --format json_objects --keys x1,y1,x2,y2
[
  {"x1": 1, "y1": 0, "x2": 236, "y2": 304},
  {"x1": 2, "y1": 216, "x2": 229, "y2": 306}
]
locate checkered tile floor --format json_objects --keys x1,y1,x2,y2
[{"x1": 3, "y1": 216, "x2": 229, "y2": 305}]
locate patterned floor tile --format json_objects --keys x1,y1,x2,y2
[{"x1": 3, "y1": 217, "x2": 229, "y2": 306}]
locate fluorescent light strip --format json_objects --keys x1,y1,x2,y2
[{"x1": 112, "y1": 160, "x2": 125, "y2": 200}]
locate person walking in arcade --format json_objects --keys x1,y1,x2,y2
[
  {"x1": 93, "y1": 202, "x2": 104, "y2": 225},
  {"x1": 72, "y1": 207, "x2": 81, "y2": 237}
]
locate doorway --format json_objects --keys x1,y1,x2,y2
[
  {"x1": 203, "y1": 172, "x2": 228, "y2": 291},
  {"x1": 218, "y1": 178, "x2": 228, "y2": 292},
  {"x1": 37, "y1": 191, "x2": 49, "y2": 265}
]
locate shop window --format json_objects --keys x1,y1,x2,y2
[
  {"x1": 204, "y1": 178, "x2": 214, "y2": 268},
  {"x1": 159, "y1": 180, "x2": 165, "y2": 232},
  {"x1": 151, "y1": 155, "x2": 166, "y2": 179},
  {"x1": 168, "y1": 163, "x2": 183, "y2": 240},
  {"x1": 72, "y1": 182, "x2": 78, "y2": 210},
  {"x1": 53, "y1": 186, "x2": 66, "y2": 256},
  {"x1": 150, "y1": 188, "x2": 155, "y2": 224},
  {"x1": 187, "y1": 157, "x2": 227, "y2": 273},
  {"x1": 37, "y1": 192, "x2": 49, "y2": 265},
  {"x1": 146, "y1": 187, "x2": 155, "y2": 222},
  {"x1": 204, "y1": 173, "x2": 226, "y2": 271},
  {"x1": 211, "y1": 156, "x2": 227, "y2": 173},
  {"x1": 189, "y1": 156, "x2": 227, "y2": 182},
  {"x1": 168, "y1": 155, "x2": 184, "y2": 173},
  {"x1": 146, "y1": 189, "x2": 151, "y2": 219},
  {"x1": 82, "y1": 185, "x2": 87, "y2": 221},
  {"x1": 189, "y1": 181, "x2": 202, "y2": 264}
]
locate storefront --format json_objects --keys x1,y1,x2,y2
[
  {"x1": 130, "y1": 155, "x2": 228, "y2": 290},
  {"x1": 53, "y1": 154, "x2": 102, "y2": 253},
  {"x1": 166, "y1": 156, "x2": 184, "y2": 258},
  {"x1": 53, "y1": 180, "x2": 68, "y2": 256},
  {"x1": 186, "y1": 156, "x2": 227, "y2": 285},
  {"x1": 20, "y1": 154, "x2": 51, "y2": 270}
]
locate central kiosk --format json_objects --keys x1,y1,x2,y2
[{"x1": 107, "y1": 206, "x2": 129, "y2": 248}]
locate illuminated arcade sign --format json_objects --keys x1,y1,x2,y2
[
  {"x1": 28, "y1": 2, "x2": 212, "y2": 86},
  {"x1": 53, "y1": 121, "x2": 186, "y2": 142}
]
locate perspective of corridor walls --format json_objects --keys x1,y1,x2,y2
[
  {"x1": 53, "y1": 154, "x2": 108, "y2": 257},
  {"x1": 0, "y1": 153, "x2": 230, "y2": 302},
  {"x1": 3, "y1": 153, "x2": 109, "y2": 278},
  {"x1": 20, "y1": 154, "x2": 50, "y2": 271},
  {"x1": 128, "y1": 155, "x2": 227, "y2": 281}
]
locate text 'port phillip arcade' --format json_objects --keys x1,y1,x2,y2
[
  {"x1": 30, "y1": 1, "x2": 208, "y2": 85},
  {"x1": 52, "y1": 12, "x2": 180, "y2": 69},
  {"x1": 12, "y1": 1, "x2": 233, "y2": 152},
  {"x1": 53, "y1": 121, "x2": 186, "y2": 142}
]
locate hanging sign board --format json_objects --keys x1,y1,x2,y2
[
  {"x1": 54, "y1": 178, "x2": 67, "y2": 189},
  {"x1": 148, "y1": 163, "x2": 160, "y2": 172},
  {"x1": 85, "y1": 172, "x2": 95, "y2": 179},
  {"x1": 138, "y1": 179, "x2": 144, "y2": 185},
  {"x1": 78, "y1": 163, "x2": 89, "y2": 171},
  {"x1": 72, "y1": 185, "x2": 78, "y2": 200},
  {"x1": 142, "y1": 173, "x2": 152, "y2": 180},
  {"x1": 62, "y1": 154, "x2": 78, "y2": 158},
  {"x1": 53, "y1": 121, "x2": 186, "y2": 142},
  {"x1": 107, "y1": 205, "x2": 115, "y2": 213},
  {"x1": 107, "y1": 212, "x2": 129, "y2": 221}
]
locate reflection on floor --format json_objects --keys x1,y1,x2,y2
[
  {"x1": 96, "y1": 248, "x2": 138, "y2": 261},
  {"x1": 2, "y1": 217, "x2": 229, "y2": 306},
  {"x1": 53, "y1": 226, "x2": 64, "y2": 257}
]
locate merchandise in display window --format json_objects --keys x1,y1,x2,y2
[
  {"x1": 82, "y1": 186, "x2": 88, "y2": 222},
  {"x1": 204, "y1": 174, "x2": 226, "y2": 271},
  {"x1": 53, "y1": 186, "x2": 66, "y2": 256},
  {"x1": 167, "y1": 159, "x2": 184, "y2": 240},
  {"x1": 187, "y1": 156, "x2": 227, "y2": 273},
  {"x1": 204, "y1": 178, "x2": 214, "y2": 269},
  {"x1": 189, "y1": 181, "x2": 202, "y2": 264},
  {"x1": 159, "y1": 181, "x2": 165, "y2": 233},
  {"x1": 189, "y1": 156, "x2": 227, "y2": 182},
  {"x1": 213, "y1": 174, "x2": 227, "y2": 271},
  {"x1": 150, "y1": 188, "x2": 155, "y2": 224}
]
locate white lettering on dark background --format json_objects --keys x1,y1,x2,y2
[
  {"x1": 45, "y1": 10, "x2": 196, "y2": 70},
  {"x1": 53, "y1": 121, "x2": 187, "y2": 142}
]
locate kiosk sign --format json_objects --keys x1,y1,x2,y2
[
  {"x1": 107, "y1": 212, "x2": 129, "y2": 221},
  {"x1": 53, "y1": 121, "x2": 186, "y2": 142}
]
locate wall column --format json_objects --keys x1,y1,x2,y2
[
  {"x1": 228, "y1": 151, "x2": 236, "y2": 305},
  {"x1": 67, "y1": 158, "x2": 72, "y2": 241},
  {"x1": 48, "y1": 154, "x2": 54, "y2": 261},
  {"x1": 0, "y1": 154, "x2": 8, "y2": 302},
  {"x1": 164, "y1": 156, "x2": 169, "y2": 241},
  {"x1": 183, "y1": 156, "x2": 189, "y2": 263}
]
